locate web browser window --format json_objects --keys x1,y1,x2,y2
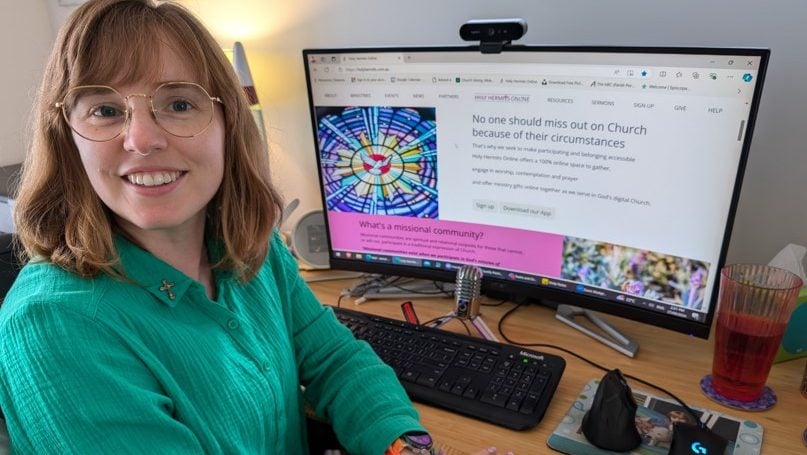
[{"x1": 305, "y1": 48, "x2": 764, "y2": 328}]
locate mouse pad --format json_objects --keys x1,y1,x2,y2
[{"x1": 547, "y1": 379, "x2": 763, "y2": 455}]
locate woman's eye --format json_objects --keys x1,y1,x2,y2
[
  {"x1": 93, "y1": 105, "x2": 123, "y2": 117},
  {"x1": 169, "y1": 100, "x2": 193, "y2": 112}
]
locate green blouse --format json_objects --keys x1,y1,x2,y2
[{"x1": 0, "y1": 233, "x2": 423, "y2": 454}]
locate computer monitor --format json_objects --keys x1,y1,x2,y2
[{"x1": 302, "y1": 46, "x2": 769, "y2": 355}]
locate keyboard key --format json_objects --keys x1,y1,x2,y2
[
  {"x1": 519, "y1": 392, "x2": 541, "y2": 415},
  {"x1": 480, "y1": 390, "x2": 508, "y2": 407},
  {"x1": 530, "y1": 375, "x2": 548, "y2": 398},
  {"x1": 484, "y1": 383, "x2": 500, "y2": 393},
  {"x1": 506, "y1": 396, "x2": 524, "y2": 411},
  {"x1": 401, "y1": 370, "x2": 420, "y2": 382},
  {"x1": 416, "y1": 374, "x2": 439, "y2": 388},
  {"x1": 451, "y1": 376, "x2": 472, "y2": 395},
  {"x1": 463, "y1": 385, "x2": 479, "y2": 399}
]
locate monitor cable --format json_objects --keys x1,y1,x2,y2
[
  {"x1": 388, "y1": 281, "x2": 452, "y2": 295},
  {"x1": 481, "y1": 298, "x2": 509, "y2": 307}
]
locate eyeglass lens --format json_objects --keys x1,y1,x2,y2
[{"x1": 62, "y1": 82, "x2": 216, "y2": 142}]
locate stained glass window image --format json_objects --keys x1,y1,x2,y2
[{"x1": 316, "y1": 106, "x2": 438, "y2": 218}]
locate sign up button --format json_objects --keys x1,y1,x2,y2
[{"x1": 473, "y1": 200, "x2": 498, "y2": 212}]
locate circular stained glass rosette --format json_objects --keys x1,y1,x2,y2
[{"x1": 317, "y1": 106, "x2": 438, "y2": 218}]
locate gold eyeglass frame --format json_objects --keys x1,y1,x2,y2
[{"x1": 55, "y1": 81, "x2": 223, "y2": 142}]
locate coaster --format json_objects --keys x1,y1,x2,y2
[{"x1": 700, "y1": 374, "x2": 777, "y2": 411}]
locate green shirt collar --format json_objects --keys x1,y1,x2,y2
[{"x1": 114, "y1": 235, "x2": 197, "y2": 307}]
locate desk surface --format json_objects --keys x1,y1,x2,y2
[{"x1": 305, "y1": 274, "x2": 806, "y2": 454}]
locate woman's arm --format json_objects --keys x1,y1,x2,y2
[
  {"x1": 269, "y1": 234, "x2": 425, "y2": 454},
  {"x1": 0, "y1": 300, "x2": 205, "y2": 454}
]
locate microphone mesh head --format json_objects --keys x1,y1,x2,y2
[{"x1": 455, "y1": 265, "x2": 483, "y2": 318}]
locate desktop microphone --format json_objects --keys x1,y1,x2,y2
[{"x1": 455, "y1": 265, "x2": 483, "y2": 319}]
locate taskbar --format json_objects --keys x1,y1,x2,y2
[{"x1": 331, "y1": 249, "x2": 706, "y2": 323}]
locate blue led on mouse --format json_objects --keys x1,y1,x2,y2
[{"x1": 668, "y1": 422, "x2": 727, "y2": 455}]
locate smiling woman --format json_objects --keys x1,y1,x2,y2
[{"x1": 0, "y1": 1, "x2": 432, "y2": 454}]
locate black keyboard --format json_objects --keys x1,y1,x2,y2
[{"x1": 332, "y1": 306, "x2": 566, "y2": 430}]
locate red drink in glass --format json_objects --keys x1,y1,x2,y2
[
  {"x1": 710, "y1": 264, "x2": 802, "y2": 403},
  {"x1": 712, "y1": 312, "x2": 787, "y2": 401}
]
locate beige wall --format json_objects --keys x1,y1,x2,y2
[{"x1": 0, "y1": 0, "x2": 54, "y2": 166}]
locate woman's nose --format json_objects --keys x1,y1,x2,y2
[{"x1": 122, "y1": 96, "x2": 167, "y2": 156}]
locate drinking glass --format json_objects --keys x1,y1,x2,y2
[{"x1": 711, "y1": 264, "x2": 803, "y2": 402}]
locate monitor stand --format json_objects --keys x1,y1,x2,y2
[
  {"x1": 554, "y1": 304, "x2": 639, "y2": 358},
  {"x1": 345, "y1": 275, "x2": 454, "y2": 304}
]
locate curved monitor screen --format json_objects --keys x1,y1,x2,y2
[{"x1": 303, "y1": 46, "x2": 768, "y2": 338}]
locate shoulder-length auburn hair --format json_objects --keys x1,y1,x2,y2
[{"x1": 15, "y1": 0, "x2": 282, "y2": 282}]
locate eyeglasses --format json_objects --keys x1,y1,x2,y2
[{"x1": 55, "y1": 82, "x2": 223, "y2": 142}]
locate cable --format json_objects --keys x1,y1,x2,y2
[
  {"x1": 496, "y1": 302, "x2": 703, "y2": 426},
  {"x1": 419, "y1": 314, "x2": 473, "y2": 336},
  {"x1": 388, "y1": 281, "x2": 451, "y2": 295},
  {"x1": 430, "y1": 315, "x2": 472, "y2": 336},
  {"x1": 342, "y1": 274, "x2": 396, "y2": 298},
  {"x1": 454, "y1": 317, "x2": 472, "y2": 336},
  {"x1": 421, "y1": 315, "x2": 448, "y2": 327}
]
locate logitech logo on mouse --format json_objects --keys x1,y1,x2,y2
[{"x1": 690, "y1": 442, "x2": 708, "y2": 454}]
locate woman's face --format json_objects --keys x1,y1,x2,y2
[{"x1": 73, "y1": 43, "x2": 225, "y2": 240}]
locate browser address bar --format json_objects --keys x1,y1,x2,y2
[{"x1": 339, "y1": 64, "x2": 651, "y2": 79}]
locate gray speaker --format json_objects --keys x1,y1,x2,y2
[{"x1": 291, "y1": 210, "x2": 330, "y2": 269}]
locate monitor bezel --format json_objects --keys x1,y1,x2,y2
[{"x1": 302, "y1": 45, "x2": 770, "y2": 339}]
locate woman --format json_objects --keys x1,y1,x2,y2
[{"x1": 0, "y1": 0, "x2": 432, "y2": 453}]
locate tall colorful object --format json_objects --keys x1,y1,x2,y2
[
  {"x1": 227, "y1": 41, "x2": 267, "y2": 145},
  {"x1": 774, "y1": 288, "x2": 807, "y2": 362}
]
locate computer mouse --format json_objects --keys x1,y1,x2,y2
[
  {"x1": 669, "y1": 422, "x2": 727, "y2": 455},
  {"x1": 581, "y1": 369, "x2": 642, "y2": 452}
]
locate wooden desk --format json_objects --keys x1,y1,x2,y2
[{"x1": 306, "y1": 276, "x2": 806, "y2": 454}]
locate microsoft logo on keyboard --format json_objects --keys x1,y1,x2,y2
[{"x1": 519, "y1": 351, "x2": 545, "y2": 361}]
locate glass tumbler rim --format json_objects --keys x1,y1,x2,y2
[{"x1": 721, "y1": 263, "x2": 804, "y2": 292}]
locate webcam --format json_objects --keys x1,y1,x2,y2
[{"x1": 460, "y1": 18, "x2": 527, "y2": 53}]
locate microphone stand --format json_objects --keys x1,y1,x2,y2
[
  {"x1": 448, "y1": 264, "x2": 499, "y2": 341},
  {"x1": 426, "y1": 310, "x2": 500, "y2": 342}
]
